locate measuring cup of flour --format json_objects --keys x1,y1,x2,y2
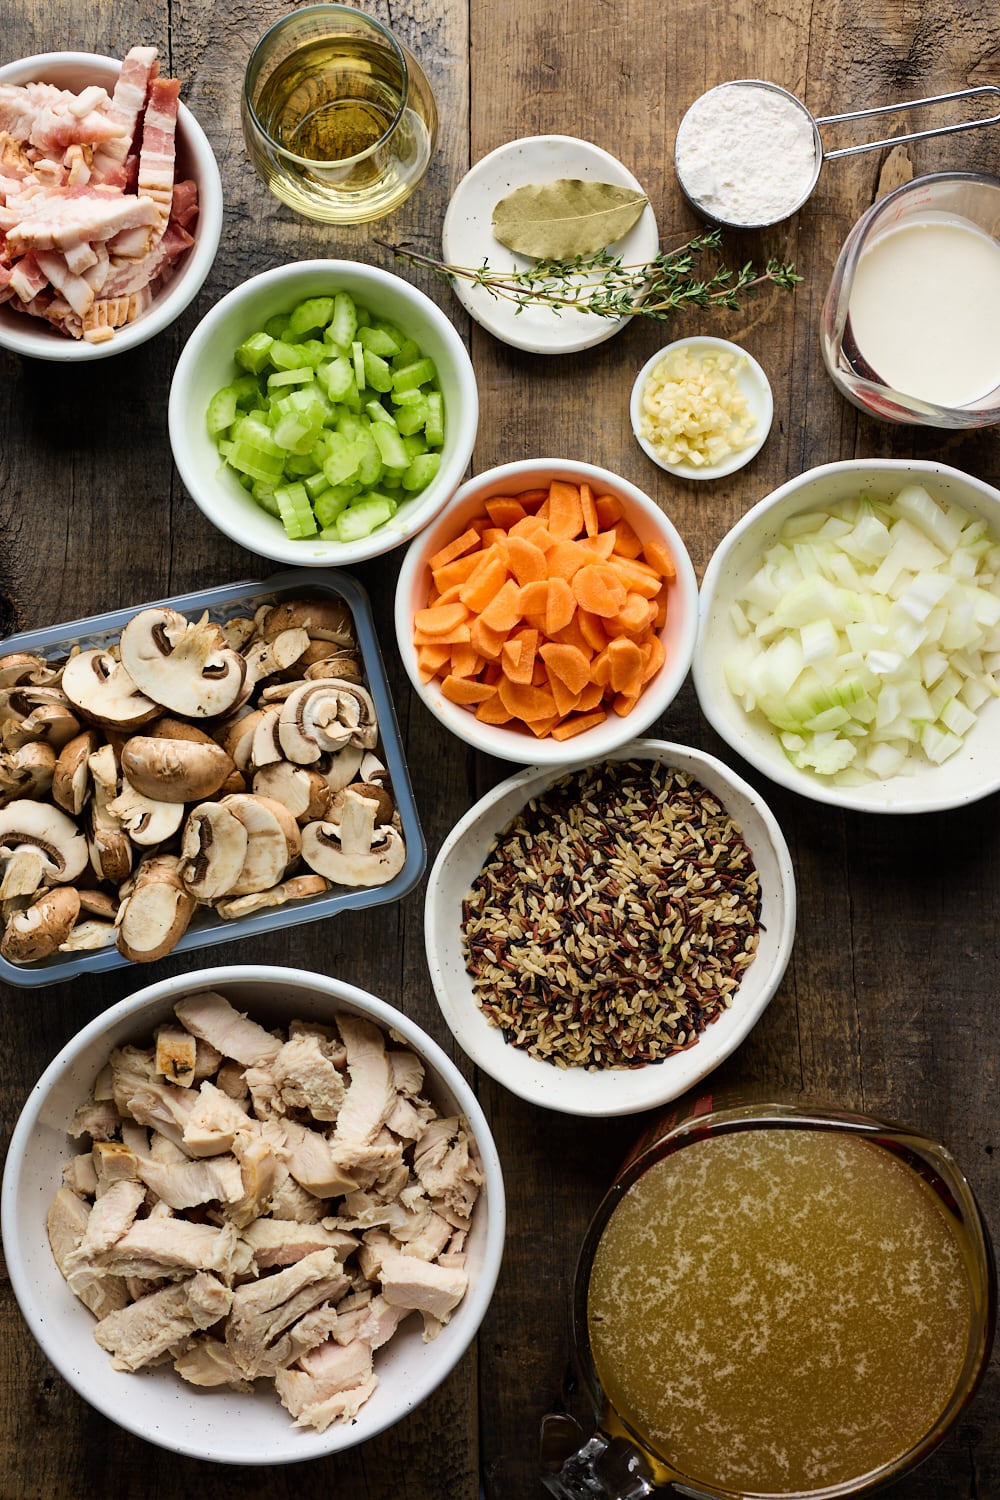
[
  {"x1": 673, "y1": 79, "x2": 1000, "y2": 230},
  {"x1": 821, "y1": 171, "x2": 1000, "y2": 427}
]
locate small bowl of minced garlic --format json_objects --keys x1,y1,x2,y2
[{"x1": 630, "y1": 335, "x2": 773, "y2": 480}]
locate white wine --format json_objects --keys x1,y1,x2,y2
[{"x1": 243, "y1": 13, "x2": 437, "y2": 224}]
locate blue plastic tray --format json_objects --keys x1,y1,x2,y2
[{"x1": 0, "y1": 569, "x2": 426, "y2": 988}]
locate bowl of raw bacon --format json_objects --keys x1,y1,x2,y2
[{"x1": 0, "y1": 47, "x2": 222, "y2": 360}]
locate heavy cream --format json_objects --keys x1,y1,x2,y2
[{"x1": 847, "y1": 217, "x2": 1000, "y2": 408}]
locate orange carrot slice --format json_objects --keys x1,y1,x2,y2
[
  {"x1": 501, "y1": 628, "x2": 538, "y2": 685},
  {"x1": 474, "y1": 692, "x2": 513, "y2": 724},
  {"x1": 545, "y1": 575, "x2": 576, "y2": 635},
  {"x1": 470, "y1": 616, "x2": 509, "y2": 660},
  {"x1": 643, "y1": 536, "x2": 676, "y2": 580},
  {"x1": 414, "y1": 601, "x2": 470, "y2": 636},
  {"x1": 449, "y1": 642, "x2": 483, "y2": 678},
  {"x1": 612, "y1": 516, "x2": 644, "y2": 558},
  {"x1": 580, "y1": 481, "x2": 599, "y2": 538},
  {"x1": 547, "y1": 671, "x2": 582, "y2": 718},
  {"x1": 441, "y1": 675, "x2": 498, "y2": 706},
  {"x1": 478, "y1": 577, "x2": 523, "y2": 632},
  {"x1": 594, "y1": 493, "x2": 623, "y2": 527},
  {"x1": 428, "y1": 527, "x2": 481, "y2": 571},
  {"x1": 572, "y1": 564, "x2": 627, "y2": 618},
  {"x1": 432, "y1": 550, "x2": 486, "y2": 593},
  {"x1": 551, "y1": 708, "x2": 607, "y2": 740},
  {"x1": 484, "y1": 496, "x2": 527, "y2": 528},
  {"x1": 498, "y1": 676, "x2": 557, "y2": 722},
  {"x1": 539, "y1": 642, "x2": 592, "y2": 695},
  {"x1": 546, "y1": 479, "x2": 584, "y2": 541},
  {"x1": 459, "y1": 552, "x2": 509, "y2": 612},
  {"x1": 506, "y1": 535, "x2": 548, "y2": 586},
  {"x1": 607, "y1": 637, "x2": 645, "y2": 697}
]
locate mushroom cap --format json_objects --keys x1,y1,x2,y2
[
  {"x1": 116, "y1": 856, "x2": 197, "y2": 963},
  {"x1": 119, "y1": 608, "x2": 247, "y2": 719},
  {"x1": 52, "y1": 729, "x2": 100, "y2": 816},
  {"x1": 260, "y1": 599, "x2": 354, "y2": 647},
  {"x1": 220, "y1": 793, "x2": 301, "y2": 896},
  {"x1": 107, "y1": 780, "x2": 186, "y2": 846},
  {"x1": 300, "y1": 788, "x2": 406, "y2": 888},
  {"x1": 278, "y1": 681, "x2": 379, "y2": 764},
  {"x1": 1, "y1": 885, "x2": 81, "y2": 962},
  {"x1": 0, "y1": 799, "x2": 89, "y2": 885},
  {"x1": 178, "y1": 802, "x2": 249, "y2": 901},
  {"x1": 121, "y1": 735, "x2": 234, "y2": 803},
  {"x1": 0, "y1": 741, "x2": 57, "y2": 806},
  {"x1": 60, "y1": 649, "x2": 159, "y2": 730},
  {"x1": 252, "y1": 761, "x2": 332, "y2": 824}
]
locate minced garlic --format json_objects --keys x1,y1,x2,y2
[{"x1": 638, "y1": 344, "x2": 755, "y2": 468}]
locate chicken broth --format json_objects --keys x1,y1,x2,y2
[{"x1": 586, "y1": 1127, "x2": 974, "y2": 1495}]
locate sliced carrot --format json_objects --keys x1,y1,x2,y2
[
  {"x1": 414, "y1": 601, "x2": 470, "y2": 637},
  {"x1": 640, "y1": 635, "x2": 666, "y2": 683},
  {"x1": 432, "y1": 550, "x2": 485, "y2": 593},
  {"x1": 429, "y1": 527, "x2": 481, "y2": 571},
  {"x1": 551, "y1": 614, "x2": 594, "y2": 656},
  {"x1": 459, "y1": 552, "x2": 509, "y2": 612},
  {"x1": 413, "y1": 622, "x2": 473, "y2": 647},
  {"x1": 545, "y1": 575, "x2": 576, "y2": 635},
  {"x1": 449, "y1": 642, "x2": 483, "y2": 678},
  {"x1": 546, "y1": 479, "x2": 584, "y2": 541},
  {"x1": 643, "y1": 536, "x2": 676, "y2": 580},
  {"x1": 544, "y1": 539, "x2": 590, "y2": 580},
  {"x1": 478, "y1": 577, "x2": 523, "y2": 632},
  {"x1": 527, "y1": 713, "x2": 562, "y2": 738},
  {"x1": 606, "y1": 592, "x2": 656, "y2": 639},
  {"x1": 517, "y1": 578, "x2": 550, "y2": 616},
  {"x1": 517, "y1": 487, "x2": 551, "y2": 511},
  {"x1": 497, "y1": 676, "x2": 557, "y2": 722},
  {"x1": 501, "y1": 628, "x2": 538, "y2": 685},
  {"x1": 470, "y1": 615, "x2": 508, "y2": 660},
  {"x1": 580, "y1": 481, "x2": 599, "y2": 538},
  {"x1": 484, "y1": 496, "x2": 527, "y2": 528},
  {"x1": 572, "y1": 564, "x2": 627, "y2": 618},
  {"x1": 652, "y1": 587, "x2": 669, "y2": 629},
  {"x1": 606, "y1": 637, "x2": 645, "y2": 697},
  {"x1": 613, "y1": 689, "x2": 642, "y2": 718},
  {"x1": 480, "y1": 526, "x2": 509, "y2": 548},
  {"x1": 576, "y1": 680, "x2": 605, "y2": 712},
  {"x1": 441, "y1": 674, "x2": 498, "y2": 706},
  {"x1": 474, "y1": 692, "x2": 513, "y2": 724},
  {"x1": 594, "y1": 493, "x2": 623, "y2": 527},
  {"x1": 508, "y1": 514, "x2": 550, "y2": 544},
  {"x1": 606, "y1": 554, "x2": 664, "y2": 599},
  {"x1": 612, "y1": 516, "x2": 644, "y2": 559},
  {"x1": 589, "y1": 530, "x2": 619, "y2": 560},
  {"x1": 506, "y1": 535, "x2": 548, "y2": 586},
  {"x1": 539, "y1": 641, "x2": 592, "y2": 695},
  {"x1": 547, "y1": 671, "x2": 582, "y2": 718},
  {"x1": 551, "y1": 709, "x2": 607, "y2": 740},
  {"x1": 590, "y1": 646, "x2": 612, "y2": 688},
  {"x1": 577, "y1": 609, "x2": 609, "y2": 654}
]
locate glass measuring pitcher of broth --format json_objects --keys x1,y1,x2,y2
[
  {"x1": 821, "y1": 172, "x2": 1000, "y2": 427},
  {"x1": 543, "y1": 1094, "x2": 996, "y2": 1500}
]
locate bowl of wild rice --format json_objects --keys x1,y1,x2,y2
[{"x1": 424, "y1": 739, "x2": 796, "y2": 1116}]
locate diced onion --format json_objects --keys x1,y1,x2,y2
[{"x1": 726, "y1": 485, "x2": 1000, "y2": 782}]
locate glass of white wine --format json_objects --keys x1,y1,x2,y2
[{"x1": 242, "y1": 4, "x2": 438, "y2": 224}]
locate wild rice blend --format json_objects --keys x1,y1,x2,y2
[{"x1": 461, "y1": 760, "x2": 761, "y2": 1070}]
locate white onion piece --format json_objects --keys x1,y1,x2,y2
[{"x1": 726, "y1": 485, "x2": 1000, "y2": 782}]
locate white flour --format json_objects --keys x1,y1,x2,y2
[{"x1": 674, "y1": 82, "x2": 818, "y2": 226}]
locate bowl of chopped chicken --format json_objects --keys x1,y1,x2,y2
[
  {"x1": 0, "y1": 47, "x2": 223, "y2": 359},
  {"x1": 1, "y1": 965, "x2": 505, "y2": 1462}
]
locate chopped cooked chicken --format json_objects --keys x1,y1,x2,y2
[
  {"x1": 93, "y1": 1271, "x2": 232, "y2": 1371},
  {"x1": 49, "y1": 997, "x2": 484, "y2": 1433}
]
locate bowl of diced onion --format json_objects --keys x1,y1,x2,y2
[
  {"x1": 168, "y1": 260, "x2": 479, "y2": 567},
  {"x1": 694, "y1": 458, "x2": 1000, "y2": 812}
]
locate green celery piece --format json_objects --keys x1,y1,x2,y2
[
  {"x1": 424, "y1": 391, "x2": 444, "y2": 446},
  {"x1": 207, "y1": 386, "x2": 238, "y2": 437},
  {"x1": 329, "y1": 291, "x2": 358, "y2": 349},
  {"x1": 402, "y1": 432, "x2": 428, "y2": 459},
  {"x1": 402, "y1": 451, "x2": 441, "y2": 491},
  {"x1": 365, "y1": 398, "x2": 396, "y2": 427},
  {"x1": 336, "y1": 494, "x2": 395, "y2": 542},
  {"x1": 392, "y1": 337, "x2": 420, "y2": 366},
  {"x1": 363, "y1": 348, "x2": 393, "y2": 394},
  {"x1": 288, "y1": 296, "x2": 335, "y2": 336},
  {"x1": 274, "y1": 481, "x2": 318, "y2": 539},
  {"x1": 356, "y1": 430, "x2": 383, "y2": 487},
  {"x1": 359, "y1": 325, "x2": 401, "y2": 357},
  {"x1": 263, "y1": 314, "x2": 291, "y2": 340},
  {"x1": 232, "y1": 373, "x2": 264, "y2": 408},
  {"x1": 314, "y1": 485, "x2": 358, "y2": 529},
  {"x1": 304, "y1": 469, "x2": 334, "y2": 500},
  {"x1": 351, "y1": 340, "x2": 367, "y2": 392},
  {"x1": 294, "y1": 338, "x2": 328, "y2": 368},
  {"x1": 251, "y1": 481, "x2": 281, "y2": 517},
  {"x1": 371, "y1": 420, "x2": 409, "y2": 470},
  {"x1": 392, "y1": 356, "x2": 436, "y2": 393},
  {"x1": 267, "y1": 368, "x2": 314, "y2": 391},
  {"x1": 235, "y1": 330, "x2": 274, "y2": 375},
  {"x1": 269, "y1": 339, "x2": 307, "y2": 371},
  {"x1": 395, "y1": 396, "x2": 430, "y2": 436},
  {"x1": 323, "y1": 434, "x2": 365, "y2": 487},
  {"x1": 320, "y1": 355, "x2": 354, "y2": 401},
  {"x1": 228, "y1": 441, "x2": 286, "y2": 483}
]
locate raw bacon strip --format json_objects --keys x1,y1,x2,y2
[
  {"x1": 34, "y1": 248, "x2": 95, "y2": 317},
  {"x1": 134, "y1": 76, "x2": 180, "y2": 249},
  {"x1": 91, "y1": 45, "x2": 159, "y2": 185},
  {"x1": 6, "y1": 185, "x2": 159, "y2": 255}
]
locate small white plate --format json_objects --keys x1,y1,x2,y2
[
  {"x1": 442, "y1": 135, "x2": 658, "y2": 355},
  {"x1": 630, "y1": 335, "x2": 773, "y2": 480}
]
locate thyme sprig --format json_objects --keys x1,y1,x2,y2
[{"x1": 375, "y1": 228, "x2": 802, "y2": 322}]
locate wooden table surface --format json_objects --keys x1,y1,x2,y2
[{"x1": 2, "y1": 1, "x2": 999, "y2": 1496}]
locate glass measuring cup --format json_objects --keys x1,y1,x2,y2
[
  {"x1": 821, "y1": 171, "x2": 1000, "y2": 426},
  {"x1": 241, "y1": 4, "x2": 438, "y2": 224},
  {"x1": 543, "y1": 1094, "x2": 996, "y2": 1500}
]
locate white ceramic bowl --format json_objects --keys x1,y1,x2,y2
[
  {"x1": 630, "y1": 336, "x2": 773, "y2": 480},
  {"x1": 0, "y1": 965, "x2": 505, "y2": 1464},
  {"x1": 425, "y1": 739, "x2": 796, "y2": 1116},
  {"x1": 0, "y1": 52, "x2": 223, "y2": 362},
  {"x1": 695, "y1": 458, "x2": 1000, "y2": 812},
  {"x1": 168, "y1": 260, "x2": 479, "y2": 567},
  {"x1": 394, "y1": 458, "x2": 699, "y2": 765}
]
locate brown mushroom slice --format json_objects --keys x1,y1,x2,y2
[
  {"x1": 217, "y1": 709, "x2": 266, "y2": 776},
  {"x1": 278, "y1": 681, "x2": 378, "y2": 765},
  {"x1": 301, "y1": 789, "x2": 406, "y2": 888},
  {"x1": 0, "y1": 652, "x2": 62, "y2": 691},
  {"x1": 1, "y1": 693, "x2": 81, "y2": 753},
  {"x1": 252, "y1": 762, "x2": 332, "y2": 824},
  {"x1": 87, "y1": 744, "x2": 133, "y2": 885},
  {"x1": 59, "y1": 918, "x2": 118, "y2": 952},
  {"x1": 52, "y1": 729, "x2": 100, "y2": 815},
  {"x1": 303, "y1": 650, "x2": 364, "y2": 684},
  {"x1": 121, "y1": 734, "x2": 234, "y2": 804},
  {"x1": 321, "y1": 743, "x2": 364, "y2": 793},
  {"x1": 260, "y1": 599, "x2": 354, "y2": 648},
  {"x1": 219, "y1": 616, "x2": 259, "y2": 651},
  {"x1": 0, "y1": 741, "x2": 58, "y2": 807},
  {"x1": 214, "y1": 873, "x2": 330, "y2": 920},
  {"x1": 250, "y1": 706, "x2": 284, "y2": 770},
  {"x1": 178, "y1": 803, "x2": 250, "y2": 901},
  {"x1": 0, "y1": 800, "x2": 89, "y2": 900},
  {"x1": 118, "y1": 608, "x2": 247, "y2": 719},
  {"x1": 221, "y1": 794, "x2": 302, "y2": 897},
  {"x1": 1, "y1": 885, "x2": 81, "y2": 963},
  {"x1": 107, "y1": 780, "x2": 186, "y2": 847},
  {"x1": 241, "y1": 628, "x2": 311, "y2": 691},
  {"x1": 60, "y1": 649, "x2": 159, "y2": 731},
  {"x1": 329, "y1": 780, "x2": 395, "y2": 827},
  {"x1": 116, "y1": 856, "x2": 197, "y2": 963}
]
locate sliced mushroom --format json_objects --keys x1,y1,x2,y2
[
  {"x1": 214, "y1": 873, "x2": 330, "y2": 920},
  {"x1": 107, "y1": 779, "x2": 186, "y2": 847},
  {"x1": 252, "y1": 761, "x2": 332, "y2": 823},
  {"x1": 250, "y1": 705, "x2": 284, "y2": 769},
  {"x1": 59, "y1": 919, "x2": 118, "y2": 952},
  {"x1": 51, "y1": 729, "x2": 100, "y2": 815},
  {"x1": 260, "y1": 599, "x2": 354, "y2": 648},
  {"x1": 60, "y1": 649, "x2": 159, "y2": 730},
  {"x1": 121, "y1": 732, "x2": 234, "y2": 804},
  {"x1": 0, "y1": 652, "x2": 62, "y2": 691},
  {"x1": 321, "y1": 743, "x2": 365, "y2": 792},
  {"x1": 1, "y1": 885, "x2": 81, "y2": 962},
  {"x1": 0, "y1": 693, "x2": 81, "y2": 753},
  {"x1": 0, "y1": 800, "x2": 89, "y2": 899},
  {"x1": 329, "y1": 779, "x2": 394, "y2": 826},
  {"x1": 116, "y1": 856, "x2": 197, "y2": 964},
  {"x1": 78, "y1": 888, "x2": 120, "y2": 921},
  {"x1": 219, "y1": 616, "x2": 259, "y2": 651},
  {"x1": 301, "y1": 788, "x2": 406, "y2": 888},
  {"x1": 0, "y1": 741, "x2": 57, "y2": 806},
  {"x1": 218, "y1": 708, "x2": 266, "y2": 775},
  {"x1": 87, "y1": 743, "x2": 133, "y2": 885},
  {"x1": 118, "y1": 608, "x2": 247, "y2": 719},
  {"x1": 222, "y1": 794, "x2": 302, "y2": 896},
  {"x1": 278, "y1": 680, "x2": 378, "y2": 764},
  {"x1": 178, "y1": 803, "x2": 249, "y2": 901},
  {"x1": 303, "y1": 650, "x2": 364, "y2": 684},
  {"x1": 241, "y1": 627, "x2": 311, "y2": 692}
]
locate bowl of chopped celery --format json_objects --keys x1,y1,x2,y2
[
  {"x1": 695, "y1": 458, "x2": 1000, "y2": 812},
  {"x1": 168, "y1": 260, "x2": 478, "y2": 566}
]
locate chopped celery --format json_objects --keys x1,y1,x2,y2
[{"x1": 207, "y1": 287, "x2": 446, "y2": 543}]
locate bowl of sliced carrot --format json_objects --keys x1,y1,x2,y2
[{"x1": 394, "y1": 458, "x2": 699, "y2": 764}]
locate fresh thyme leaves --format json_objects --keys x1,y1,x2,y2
[{"x1": 375, "y1": 228, "x2": 802, "y2": 322}]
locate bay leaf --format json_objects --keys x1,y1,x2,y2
[{"x1": 491, "y1": 179, "x2": 648, "y2": 260}]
